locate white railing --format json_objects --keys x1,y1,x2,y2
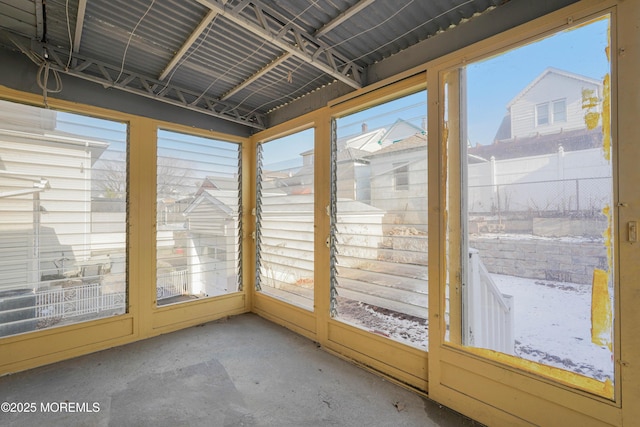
[
  {"x1": 157, "y1": 269, "x2": 189, "y2": 300},
  {"x1": 4, "y1": 271, "x2": 188, "y2": 328},
  {"x1": 36, "y1": 283, "x2": 125, "y2": 320},
  {"x1": 465, "y1": 248, "x2": 515, "y2": 354}
]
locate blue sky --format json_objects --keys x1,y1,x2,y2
[
  {"x1": 261, "y1": 127, "x2": 314, "y2": 171},
  {"x1": 336, "y1": 90, "x2": 427, "y2": 139},
  {"x1": 466, "y1": 17, "x2": 609, "y2": 145}
]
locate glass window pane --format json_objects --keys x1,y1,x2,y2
[
  {"x1": 256, "y1": 128, "x2": 314, "y2": 310},
  {"x1": 394, "y1": 163, "x2": 410, "y2": 191},
  {"x1": 553, "y1": 99, "x2": 567, "y2": 122},
  {"x1": 331, "y1": 90, "x2": 428, "y2": 349},
  {"x1": 445, "y1": 16, "x2": 614, "y2": 396},
  {"x1": 156, "y1": 130, "x2": 241, "y2": 305},
  {"x1": 0, "y1": 100, "x2": 127, "y2": 337},
  {"x1": 536, "y1": 103, "x2": 549, "y2": 126}
]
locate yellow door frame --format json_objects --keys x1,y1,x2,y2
[{"x1": 427, "y1": 1, "x2": 639, "y2": 425}]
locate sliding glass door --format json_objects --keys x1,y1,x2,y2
[{"x1": 443, "y1": 15, "x2": 615, "y2": 398}]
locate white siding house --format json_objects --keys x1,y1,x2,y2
[
  {"x1": 181, "y1": 183, "x2": 240, "y2": 297},
  {"x1": 365, "y1": 134, "x2": 428, "y2": 231},
  {"x1": 505, "y1": 67, "x2": 602, "y2": 140},
  {"x1": 0, "y1": 106, "x2": 109, "y2": 290}
]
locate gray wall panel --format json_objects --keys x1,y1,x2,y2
[{"x1": 0, "y1": 48, "x2": 252, "y2": 137}]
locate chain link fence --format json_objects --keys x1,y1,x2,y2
[{"x1": 469, "y1": 176, "x2": 612, "y2": 217}]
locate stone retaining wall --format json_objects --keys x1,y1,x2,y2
[{"x1": 469, "y1": 236, "x2": 608, "y2": 285}]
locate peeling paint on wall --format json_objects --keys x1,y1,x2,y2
[
  {"x1": 591, "y1": 268, "x2": 612, "y2": 351},
  {"x1": 582, "y1": 88, "x2": 600, "y2": 130},
  {"x1": 602, "y1": 205, "x2": 613, "y2": 273},
  {"x1": 590, "y1": 204, "x2": 613, "y2": 356}
]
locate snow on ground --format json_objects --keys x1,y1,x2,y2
[
  {"x1": 492, "y1": 274, "x2": 614, "y2": 381},
  {"x1": 337, "y1": 274, "x2": 614, "y2": 382},
  {"x1": 337, "y1": 297, "x2": 429, "y2": 349}
]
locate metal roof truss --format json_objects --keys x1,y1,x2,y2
[
  {"x1": 30, "y1": 39, "x2": 266, "y2": 129},
  {"x1": 195, "y1": 0, "x2": 363, "y2": 90}
]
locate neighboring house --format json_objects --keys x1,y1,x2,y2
[
  {"x1": 289, "y1": 119, "x2": 426, "y2": 202},
  {"x1": 495, "y1": 67, "x2": 603, "y2": 141},
  {"x1": 270, "y1": 68, "x2": 607, "y2": 229},
  {"x1": 0, "y1": 102, "x2": 110, "y2": 290},
  {"x1": 466, "y1": 68, "x2": 609, "y2": 217},
  {"x1": 365, "y1": 134, "x2": 427, "y2": 230},
  {"x1": 181, "y1": 180, "x2": 240, "y2": 296}
]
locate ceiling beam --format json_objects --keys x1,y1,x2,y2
[
  {"x1": 220, "y1": 0, "x2": 375, "y2": 99},
  {"x1": 73, "y1": 0, "x2": 87, "y2": 53},
  {"x1": 315, "y1": 0, "x2": 375, "y2": 37},
  {"x1": 220, "y1": 52, "x2": 291, "y2": 101},
  {"x1": 35, "y1": 0, "x2": 44, "y2": 41},
  {"x1": 195, "y1": 0, "x2": 362, "y2": 89},
  {"x1": 159, "y1": 10, "x2": 218, "y2": 81}
]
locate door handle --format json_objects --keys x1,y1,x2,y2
[{"x1": 629, "y1": 221, "x2": 637, "y2": 243}]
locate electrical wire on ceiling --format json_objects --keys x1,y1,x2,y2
[
  {"x1": 11, "y1": 43, "x2": 64, "y2": 109},
  {"x1": 20, "y1": 0, "x2": 493, "y2": 119},
  {"x1": 191, "y1": 0, "x2": 320, "y2": 104},
  {"x1": 37, "y1": 61, "x2": 63, "y2": 108},
  {"x1": 230, "y1": 0, "x2": 485, "y2": 114},
  {"x1": 228, "y1": 0, "x2": 415, "y2": 113},
  {"x1": 65, "y1": 0, "x2": 73, "y2": 70},
  {"x1": 7, "y1": 1, "x2": 63, "y2": 108},
  {"x1": 328, "y1": 0, "x2": 415, "y2": 51},
  {"x1": 349, "y1": 0, "x2": 478, "y2": 64},
  {"x1": 114, "y1": 0, "x2": 156, "y2": 85},
  {"x1": 156, "y1": 14, "x2": 219, "y2": 96},
  {"x1": 244, "y1": 66, "x2": 325, "y2": 116},
  {"x1": 191, "y1": 38, "x2": 271, "y2": 106}
]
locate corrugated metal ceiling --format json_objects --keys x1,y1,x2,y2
[{"x1": 0, "y1": 0, "x2": 506, "y2": 129}]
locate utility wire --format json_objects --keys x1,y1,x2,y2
[
  {"x1": 192, "y1": 0, "x2": 320, "y2": 104},
  {"x1": 65, "y1": 0, "x2": 73, "y2": 70},
  {"x1": 114, "y1": 0, "x2": 156, "y2": 85},
  {"x1": 229, "y1": 0, "x2": 476, "y2": 114},
  {"x1": 157, "y1": 14, "x2": 219, "y2": 96}
]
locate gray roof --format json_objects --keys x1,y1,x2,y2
[{"x1": 468, "y1": 126, "x2": 604, "y2": 161}]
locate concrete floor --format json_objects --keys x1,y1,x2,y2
[{"x1": 0, "y1": 313, "x2": 482, "y2": 427}]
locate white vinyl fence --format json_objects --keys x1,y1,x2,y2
[
  {"x1": 464, "y1": 249, "x2": 515, "y2": 354},
  {"x1": 468, "y1": 147, "x2": 611, "y2": 215}
]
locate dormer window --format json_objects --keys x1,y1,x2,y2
[
  {"x1": 536, "y1": 103, "x2": 549, "y2": 126},
  {"x1": 536, "y1": 98, "x2": 566, "y2": 127},
  {"x1": 552, "y1": 99, "x2": 567, "y2": 122}
]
